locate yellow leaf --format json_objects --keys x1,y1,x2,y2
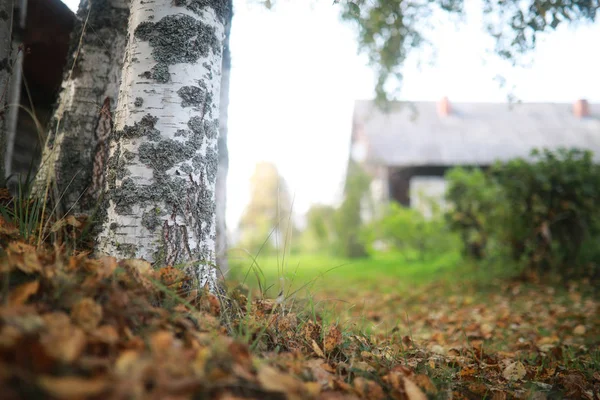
[{"x1": 312, "y1": 339, "x2": 325, "y2": 358}]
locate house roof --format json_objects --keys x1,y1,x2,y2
[{"x1": 351, "y1": 99, "x2": 600, "y2": 167}]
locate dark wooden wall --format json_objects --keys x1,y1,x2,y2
[{"x1": 10, "y1": 0, "x2": 74, "y2": 179}]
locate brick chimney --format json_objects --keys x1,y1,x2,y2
[
  {"x1": 573, "y1": 99, "x2": 590, "y2": 118},
  {"x1": 437, "y1": 96, "x2": 451, "y2": 117}
]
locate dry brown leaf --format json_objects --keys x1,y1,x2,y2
[
  {"x1": 95, "y1": 256, "x2": 118, "y2": 279},
  {"x1": 40, "y1": 312, "x2": 86, "y2": 363},
  {"x1": 502, "y1": 361, "x2": 526, "y2": 381},
  {"x1": 302, "y1": 319, "x2": 321, "y2": 343},
  {"x1": 150, "y1": 330, "x2": 175, "y2": 355},
  {"x1": 305, "y1": 359, "x2": 333, "y2": 389},
  {"x1": 8, "y1": 242, "x2": 41, "y2": 273},
  {"x1": 115, "y1": 350, "x2": 143, "y2": 376},
  {"x1": 353, "y1": 376, "x2": 385, "y2": 400},
  {"x1": 89, "y1": 324, "x2": 120, "y2": 345},
  {"x1": 71, "y1": 298, "x2": 103, "y2": 331},
  {"x1": 8, "y1": 280, "x2": 39, "y2": 306},
  {"x1": 460, "y1": 367, "x2": 477, "y2": 377},
  {"x1": 490, "y1": 391, "x2": 508, "y2": 400},
  {"x1": 38, "y1": 375, "x2": 110, "y2": 399},
  {"x1": 404, "y1": 377, "x2": 427, "y2": 400},
  {"x1": 50, "y1": 215, "x2": 82, "y2": 233},
  {"x1": 258, "y1": 366, "x2": 307, "y2": 399},
  {"x1": 413, "y1": 374, "x2": 437, "y2": 394},
  {"x1": 323, "y1": 324, "x2": 342, "y2": 353}
]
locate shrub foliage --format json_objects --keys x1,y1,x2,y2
[{"x1": 446, "y1": 148, "x2": 600, "y2": 279}]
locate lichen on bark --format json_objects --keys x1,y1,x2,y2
[
  {"x1": 134, "y1": 14, "x2": 220, "y2": 83},
  {"x1": 98, "y1": 0, "x2": 228, "y2": 291}
]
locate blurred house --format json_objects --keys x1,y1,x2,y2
[
  {"x1": 349, "y1": 97, "x2": 600, "y2": 218},
  {"x1": 4, "y1": 0, "x2": 75, "y2": 185}
]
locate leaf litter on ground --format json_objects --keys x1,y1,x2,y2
[{"x1": 0, "y1": 204, "x2": 599, "y2": 399}]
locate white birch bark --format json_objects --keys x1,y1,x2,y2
[
  {"x1": 34, "y1": 0, "x2": 129, "y2": 213},
  {"x1": 0, "y1": 0, "x2": 12, "y2": 184},
  {"x1": 215, "y1": 0, "x2": 232, "y2": 276},
  {"x1": 97, "y1": 0, "x2": 228, "y2": 290}
]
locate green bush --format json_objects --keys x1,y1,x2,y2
[
  {"x1": 492, "y1": 148, "x2": 600, "y2": 277},
  {"x1": 445, "y1": 167, "x2": 505, "y2": 259},
  {"x1": 362, "y1": 202, "x2": 458, "y2": 261},
  {"x1": 445, "y1": 148, "x2": 600, "y2": 279}
]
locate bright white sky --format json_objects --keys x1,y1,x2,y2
[{"x1": 61, "y1": 0, "x2": 600, "y2": 231}]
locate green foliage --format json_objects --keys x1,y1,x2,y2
[
  {"x1": 362, "y1": 202, "x2": 458, "y2": 261},
  {"x1": 338, "y1": 0, "x2": 598, "y2": 104},
  {"x1": 492, "y1": 148, "x2": 600, "y2": 277},
  {"x1": 445, "y1": 148, "x2": 600, "y2": 279},
  {"x1": 445, "y1": 167, "x2": 505, "y2": 259},
  {"x1": 299, "y1": 204, "x2": 337, "y2": 254},
  {"x1": 333, "y1": 161, "x2": 371, "y2": 258}
]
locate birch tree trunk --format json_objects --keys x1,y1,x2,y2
[
  {"x1": 0, "y1": 0, "x2": 12, "y2": 185},
  {"x1": 97, "y1": 0, "x2": 228, "y2": 290},
  {"x1": 34, "y1": 0, "x2": 129, "y2": 213},
  {"x1": 215, "y1": 0, "x2": 232, "y2": 276}
]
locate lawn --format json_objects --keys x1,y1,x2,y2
[{"x1": 226, "y1": 250, "x2": 464, "y2": 298}]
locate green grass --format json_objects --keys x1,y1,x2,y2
[{"x1": 226, "y1": 249, "x2": 463, "y2": 298}]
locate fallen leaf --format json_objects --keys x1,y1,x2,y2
[
  {"x1": 95, "y1": 256, "x2": 118, "y2": 279},
  {"x1": 460, "y1": 367, "x2": 477, "y2": 377},
  {"x1": 502, "y1": 361, "x2": 526, "y2": 381},
  {"x1": 258, "y1": 366, "x2": 306, "y2": 398},
  {"x1": 353, "y1": 376, "x2": 385, "y2": 400},
  {"x1": 150, "y1": 330, "x2": 174, "y2": 355},
  {"x1": 312, "y1": 339, "x2": 325, "y2": 358},
  {"x1": 50, "y1": 215, "x2": 82, "y2": 233},
  {"x1": 324, "y1": 324, "x2": 342, "y2": 353},
  {"x1": 40, "y1": 312, "x2": 86, "y2": 363},
  {"x1": 8, "y1": 280, "x2": 39, "y2": 306},
  {"x1": 302, "y1": 320, "x2": 321, "y2": 343},
  {"x1": 404, "y1": 377, "x2": 427, "y2": 400},
  {"x1": 413, "y1": 374, "x2": 437, "y2": 394},
  {"x1": 573, "y1": 324, "x2": 586, "y2": 335},
  {"x1": 71, "y1": 298, "x2": 103, "y2": 331},
  {"x1": 305, "y1": 359, "x2": 333, "y2": 388},
  {"x1": 89, "y1": 325, "x2": 119, "y2": 345},
  {"x1": 38, "y1": 375, "x2": 110, "y2": 399},
  {"x1": 115, "y1": 350, "x2": 142, "y2": 376}
]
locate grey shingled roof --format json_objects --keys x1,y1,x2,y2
[{"x1": 352, "y1": 100, "x2": 600, "y2": 167}]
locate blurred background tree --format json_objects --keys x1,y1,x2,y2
[
  {"x1": 333, "y1": 160, "x2": 371, "y2": 258},
  {"x1": 237, "y1": 162, "x2": 296, "y2": 255},
  {"x1": 299, "y1": 204, "x2": 337, "y2": 254}
]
